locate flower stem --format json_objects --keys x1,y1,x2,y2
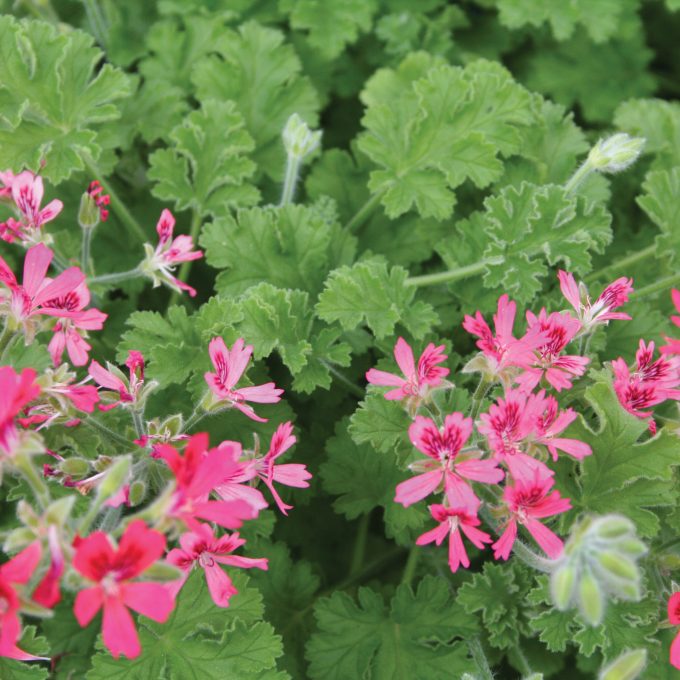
[
  {"x1": 99, "y1": 506, "x2": 122, "y2": 533},
  {"x1": 319, "y1": 359, "x2": 364, "y2": 398},
  {"x1": 468, "y1": 638, "x2": 495, "y2": 680},
  {"x1": 15, "y1": 455, "x2": 50, "y2": 510},
  {"x1": 131, "y1": 409, "x2": 146, "y2": 440},
  {"x1": 81, "y1": 226, "x2": 94, "y2": 274},
  {"x1": 401, "y1": 545, "x2": 420, "y2": 586},
  {"x1": 632, "y1": 272, "x2": 680, "y2": 299},
  {"x1": 279, "y1": 154, "x2": 302, "y2": 206},
  {"x1": 0, "y1": 324, "x2": 18, "y2": 362},
  {"x1": 349, "y1": 513, "x2": 370, "y2": 577},
  {"x1": 184, "y1": 405, "x2": 207, "y2": 432},
  {"x1": 89, "y1": 266, "x2": 143, "y2": 287},
  {"x1": 564, "y1": 160, "x2": 594, "y2": 195},
  {"x1": 406, "y1": 260, "x2": 493, "y2": 287},
  {"x1": 167, "y1": 208, "x2": 202, "y2": 309},
  {"x1": 469, "y1": 377, "x2": 492, "y2": 422},
  {"x1": 585, "y1": 244, "x2": 655, "y2": 283},
  {"x1": 344, "y1": 192, "x2": 384, "y2": 235},
  {"x1": 82, "y1": 0, "x2": 109, "y2": 47}
]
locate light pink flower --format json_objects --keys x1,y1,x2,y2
[
  {"x1": 492, "y1": 464, "x2": 571, "y2": 560},
  {"x1": 395, "y1": 413, "x2": 502, "y2": 510},
  {"x1": 668, "y1": 592, "x2": 680, "y2": 670},
  {"x1": 88, "y1": 350, "x2": 146, "y2": 411},
  {"x1": 516, "y1": 309, "x2": 589, "y2": 392},
  {"x1": 662, "y1": 289, "x2": 680, "y2": 355},
  {"x1": 73, "y1": 520, "x2": 174, "y2": 659},
  {"x1": 366, "y1": 337, "x2": 449, "y2": 401},
  {"x1": 0, "y1": 169, "x2": 17, "y2": 200},
  {"x1": 558, "y1": 270, "x2": 633, "y2": 331},
  {"x1": 204, "y1": 337, "x2": 283, "y2": 422},
  {"x1": 0, "y1": 171, "x2": 63, "y2": 243},
  {"x1": 167, "y1": 524, "x2": 267, "y2": 607},
  {"x1": 0, "y1": 366, "x2": 40, "y2": 458},
  {"x1": 532, "y1": 393, "x2": 592, "y2": 462},
  {"x1": 416, "y1": 504, "x2": 492, "y2": 573},
  {"x1": 0, "y1": 542, "x2": 44, "y2": 660}
]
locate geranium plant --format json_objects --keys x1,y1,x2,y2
[{"x1": 0, "y1": 2, "x2": 679, "y2": 679}]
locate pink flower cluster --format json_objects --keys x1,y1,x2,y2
[{"x1": 366, "y1": 271, "x2": 640, "y2": 572}]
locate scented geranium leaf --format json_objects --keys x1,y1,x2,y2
[
  {"x1": 148, "y1": 99, "x2": 259, "y2": 218},
  {"x1": 637, "y1": 167, "x2": 680, "y2": 264},
  {"x1": 87, "y1": 572, "x2": 279, "y2": 679},
  {"x1": 569, "y1": 380, "x2": 680, "y2": 536},
  {"x1": 0, "y1": 17, "x2": 132, "y2": 183},
  {"x1": 348, "y1": 392, "x2": 411, "y2": 454},
  {"x1": 493, "y1": 0, "x2": 640, "y2": 42},
  {"x1": 481, "y1": 183, "x2": 611, "y2": 302},
  {"x1": 192, "y1": 22, "x2": 320, "y2": 178},
  {"x1": 0, "y1": 626, "x2": 49, "y2": 680},
  {"x1": 280, "y1": 0, "x2": 377, "y2": 59},
  {"x1": 202, "y1": 206, "x2": 333, "y2": 297},
  {"x1": 458, "y1": 562, "x2": 534, "y2": 650},
  {"x1": 316, "y1": 257, "x2": 438, "y2": 338},
  {"x1": 306, "y1": 577, "x2": 478, "y2": 680},
  {"x1": 357, "y1": 55, "x2": 533, "y2": 219},
  {"x1": 125, "y1": 81, "x2": 189, "y2": 145},
  {"x1": 291, "y1": 327, "x2": 352, "y2": 394}
]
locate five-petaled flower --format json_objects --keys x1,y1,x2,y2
[
  {"x1": 72, "y1": 520, "x2": 175, "y2": 659},
  {"x1": 88, "y1": 350, "x2": 147, "y2": 411}
]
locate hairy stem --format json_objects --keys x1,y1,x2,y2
[
  {"x1": 632, "y1": 272, "x2": 680, "y2": 299},
  {"x1": 344, "y1": 192, "x2": 384, "y2": 235},
  {"x1": 468, "y1": 638, "x2": 495, "y2": 680},
  {"x1": 585, "y1": 244, "x2": 655, "y2": 283},
  {"x1": 564, "y1": 161, "x2": 594, "y2": 195},
  {"x1": 406, "y1": 260, "x2": 492, "y2": 288},
  {"x1": 349, "y1": 513, "x2": 370, "y2": 577},
  {"x1": 319, "y1": 359, "x2": 364, "y2": 398},
  {"x1": 131, "y1": 409, "x2": 146, "y2": 440},
  {"x1": 89, "y1": 266, "x2": 143, "y2": 286},
  {"x1": 279, "y1": 154, "x2": 302, "y2": 206},
  {"x1": 0, "y1": 324, "x2": 18, "y2": 362},
  {"x1": 469, "y1": 377, "x2": 492, "y2": 422},
  {"x1": 15, "y1": 455, "x2": 50, "y2": 510},
  {"x1": 401, "y1": 545, "x2": 421, "y2": 586},
  {"x1": 82, "y1": 0, "x2": 109, "y2": 47},
  {"x1": 81, "y1": 226, "x2": 94, "y2": 274}
]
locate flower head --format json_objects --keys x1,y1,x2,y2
[
  {"x1": 0, "y1": 366, "x2": 40, "y2": 458},
  {"x1": 88, "y1": 350, "x2": 150, "y2": 411},
  {"x1": 73, "y1": 520, "x2": 174, "y2": 659},
  {"x1": 204, "y1": 337, "x2": 283, "y2": 422}
]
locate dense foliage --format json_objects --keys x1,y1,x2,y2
[{"x1": 0, "y1": 1, "x2": 680, "y2": 678}]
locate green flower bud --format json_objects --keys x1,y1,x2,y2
[
  {"x1": 595, "y1": 552, "x2": 638, "y2": 582},
  {"x1": 578, "y1": 570, "x2": 604, "y2": 626},
  {"x1": 59, "y1": 457, "x2": 91, "y2": 477},
  {"x1": 598, "y1": 649, "x2": 647, "y2": 680},
  {"x1": 593, "y1": 515, "x2": 635, "y2": 539},
  {"x1": 282, "y1": 113, "x2": 322, "y2": 161},
  {"x1": 78, "y1": 189, "x2": 100, "y2": 230},
  {"x1": 128, "y1": 480, "x2": 147, "y2": 507},
  {"x1": 97, "y1": 456, "x2": 131, "y2": 502},
  {"x1": 588, "y1": 133, "x2": 645, "y2": 174},
  {"x1": 551, "y1": 564, "x2": 577, "y2": 610},
  {"x1": 615, "y1": 539, "x2": 647, "y2": 557}
]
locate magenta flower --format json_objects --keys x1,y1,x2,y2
[
  {"x1": 87, "y1": 180, "x2": 110, "y2": 222},
  {"x1": 516, "y1": 309, "x2": 589, "y2": 392},
  {"x1": 416, "y1": 504, "x2": 492, "y2": 573},
  {"x1": 0, "y1": 366, "x2": 40, "y2": 458},
  {"x1": 0, "y1": 169, "x2": 17, "y2": 200},
  {"x1": 668, "y1": 592, "x2": 680, "y2": 670},
  {"x1": 662, "y1": 289, "x2": 680, "y2": 355},
  {"x1": 0, "y1": 171, "x2": 63, "y2": 243},
  {"x1": 492, "y1": 464, "x2": 571, "y2": 560},
  {"x1": 167, "y1": 524, "x2": 267, "y2": 607},
  {"x1": 88, "y1": 350, "x2": 147, "y2": 411},
  {"x1": 73, "y1": 520, "x2": 174, "y2": 659},
  {"x1": 33, "y1": 525, "x2": 64, "y2": 608},
  {"x1": 211, "y1": 440, "x2": 268, "y2": 514},
  {"x1": 366, "y1": 337, "x2": 449, "y2": 401},
  {"x1": 141, "y1": 209, "x2": 203, "y2": 297},
  {"x1": 395, "y1": 413, "x2": 502, "y2": 510},
  {"x1": 0, "y1": 541, "x2": 44, "y2": 661},
  {"x1": 558, "y1": 270, "x2": 633, "y2": 331},
  {"x1": 204, "y1": 337, "x2": 283, "y2": 422},
  {"x1": 463, "y1": 294, "x2": 546, "y2": 383}
]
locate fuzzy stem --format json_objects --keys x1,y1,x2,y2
[
  {"x1": 89, "y1": 266, "x2": 143, "y2": 286},
  {"x1": 78, "y1": 497, "x2": 105, "y2": 536},
  {"x1": 564, "y1": 160, "x2": 594, "y2": 195},
  {"x1": 279, "y1": 154, "x2": 302, "y2": 206},
  {"x1": 15, "y1": 456, "x2": 50, "y2": 510},
  {"x1": 469, "y1": 377, "x2": 492, "y2": 422},
  {"x1": 401, "y1": 546, "x2": 421, "y2": 586},
  {"x1": 349, "y1": 513, "x2": 370, "y2": 577},
  {"x1": 585, "y1": 244, "x2": 655, "y2": 283},
  {"x1": 0, "y1": 324, "x2": 18, "y2": 362},
  {"x1": 468, "y1": 638, "x2": 495, "y2": 680},
  {"x1": 405, "y1": 260, "x2": 492, "y2": 288},
  {"x1": 632, "y1": 272, "x2": 680, "y2": 299},
  {"x1": 81, "y1": 226, "x2": 94, "y2": 274},
  {"x1": 319, "y1": 359, "x2": 364, "y2": 398},
  {"x1": 513, "y1": 644, "x2": 533, "y2": 677},
  {"x1": 184, "y1": 405, "x2": 208, "y2": 432},
  {"x1": 82, "y1": 0, "x2": 109, "y2": 47},
  {"x1": 344, "y1": 192, "x2": 384, "y2": 235},
  {"x1": 167, "y1": 208, "x2": 202, "y2": 309},
  {"x1": 99, "y1": 506, "x2": 122, "y2": 533},
  {"x1": 131, "y1": 409, "x2": 146, "y2": 440}
]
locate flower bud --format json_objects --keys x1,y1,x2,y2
[
  {"x1": 59, "y1": 457, "x2": 91, "y2": 477},
  {"x1": 598, "y1": 649, "x2": 647, "y2": 680},
  {"x1": 282, "y1": 113, "x2": 322, "y2": 161},
  {"x1": 587, "y1": 133, "x2": 645, "y2": 174},
  {"x1": 595, "y1": 552, "x2": 638, "y2": 582},
  {"x1": 551, "y1": 564, "x2": 576, "y2": 610},
  {"x1": 593, "y1": 515, "x2": 634, "y2": 539},
  {"x1": 128, "y1": 480, "x2": 147, "y2": 507},
  {"x1": 579, "y1": 569, "x2": 604, "y2": 626},
  {"x1": 97, "y1": 456, "x2": 131, "y2": 503},
  {"x1": 78, "y1": 190, "x2": 100, "y2": 230}
]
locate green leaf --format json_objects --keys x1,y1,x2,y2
[
  {"x1": 306, "y1": 577, "x2": 478, "y2": 680},
  {"x1": 192, "y1": 22, "x2": 320, "y2": 178},
  {"x1": 86, "y1": 572, "x2": 282, "y2": 679},
  {"x1": 357, "y1": 55, "x2": 533, "y2": 219},
  {"x1": 280, "y1": 0, "x2": 377, "y2": 59},
  {"x1": 148, "y1": 99, "x2": 259, "y2": 218},
  {"x1": 637, "y1": 167, "x2": 680, "y2": 264},
  {"x1": 569, "y1": 379, "x2": 680, "y2": 536},
  {"x1": 316, "y1": 257, "x2": 439, "y2": 338},
  {"x1": 348, "y1": 392, "x2": 412, "y2": 454},
  {"x1": 0, "y1": 17, "x2": 132, "y2": 182},
  {"x1": 0, "y1": 627, "x2": 49, "y2": 680}
]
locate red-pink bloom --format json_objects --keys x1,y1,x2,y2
[
  {"x1": 532, "y1": 393, "x2": 592, "y2": 462},
  {"x1": 492, "y1": 464, "x2": 571, "y2": 560},
  {"x1": 662, "y1": 289, "x2": 680, "y2": 355},
  {"x1": 558, "y1": 270, "x2": 633, "y2": 331},
  {"x1": 395, "y1": 413, "x2": 502, "y2": 510},
  {"x1": 87, "y1": 180, "x2": 110, "y2": 222},
  {"x1": 155, "y1": 433, "x2": 258, "y2": 530},
  {"x1": 33, "y1": 525, "x2": 64, "y2": 608},
  {"x1": 416, "y1": 504, "x2": 492, "y2": 572},
  {"x1": 516, "y1": 309, "x2": 589, "y2": 392},
  {"x1": 0, "y1": 171, "x2": 63, "y2": 243},
  {"x1": 73, "y1": 520, "x2": 174, "y2": 659},
  {"x1": 0, "y1": 541, "x2": 44, "y2": 660},
  {"x1": 211, "y1": 440, "x2": 268, "y2": 514},
  {"x1": 668, "y1": 592, "x2": 680, "y2": 669},
  {"x1": 463, "y1": 295, "x2": 546, "y2": 382},
  {"x1": 612, "y1": 340, "x2": 680, "y2": 431},
  {"x1": 366, "y1": 337, "x2": 449, "y2": 401},
  {"x1": 88, "y1": 351, "x2": 146, "y2": 411},
  {"x1": 142, "y1": 209, "x2": 203, "y2": 297},
  {"x1": 205, "y1": 337, "x2": 283, "y2": 422},
  {"x1": 251, "y1": 422, "x2": 311, "y2": 515},
  {"x1": 0, "y1": 366, "x2": 40, "y2": 457},
  {"x1": 0, "y1": 169, "x2": 17, "y2": 200},
  {"x1": 167, "y1": 524, "x2": 267, "y2": 607}
]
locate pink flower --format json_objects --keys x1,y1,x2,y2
[
  {"x1": 463, "y1": 295, "x2": 546, "y2": 383},
  {"x1": 532, "y1": 393, "x2": 592, "y2": 461},
  {"x1": 395, "y1": 413, "x2": 503, "y2": 510},
  {"x1": 516, "y1": 309, "x2": 589, "y2": 392},
  {"x1": 478, "y1": 389, "x2": 537, "y2": 461},
  {"x1": 204, "y1": 337, "x2": 283, "y2": 422},
  {"x1": 141, "y1": 209, "x2": 203, "y2": 297},
  {"x1": 211, "y1": 440, "x2": 268, "y2": 514},
  {"x1": 558, "y1": 270, "x2": 633, "y2": 331},
  {"x1": 251, "y1": 421, "x2": 311, "y2": 515},
  {"x1": 612, "y1": 340, "x2": 680, "y2": 430},
  {"x1": 33, "y1": 525, "x2": 64, "y2": 608},
  {"x1": 0, "y1": 169, "x2": 17, "y2": 200},
  {"x1": 661, "y1": 289, "x2": 680, "y2": 355},
  {"x1": 668, "y1": 592, "x2": 680, "y2": 669},
  {"x1": 366, "y1": 337, "x2": 449, "y2": 401},
  {"x1": 492, "y1": 464, "x2": 571, "y2": 560},
  {"x1": 154, "y1": 433, "x2": 259, "y2": 530},
  {"x1": 167, "y1": 524, "x2": 267, "y2": 607},
  {"x1": 416, "y1": 504, "x2": 492, "y2": 573},
  {"x1": 88, "y1": 351, "x2": 146, "y2": 411},
  {"x1": 0, "y1": 542, "x2": 44, "y2": 660},
  {"x1": 0, "y1": 366, "x2": 40, "y2": 457},
  {"x1": 0, "y1": 171, "x2": 63, "y2": 243},
  {"x1": 73, "y1": 520, "x2": 174, "y2": 659}
]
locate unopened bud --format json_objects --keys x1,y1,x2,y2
[
  {"x1": 595, "y1": 552, "x2": 638, "y2": 582},
  {"x1": 45, "y1": 496, "x2": 76, "y2": 527},
  {"x1": 144, "y1": 561, "x2": 183, "y2": 582},
  {"x1": 78, "y1": 190, "x2": 100, "y2": 230},
  {"x1": 551, "y1": 564, "x2": 576, "y2": 610},
  {"x1": 588, "y1": 133, "x2": 645, "y2": 174},
  {"x1": 282, "y1": 113, "x2": 322, "y2": 161},
  {"x1": 97, "y1": 456, "x2": 131, "y2": 502},
  {"x1": 593, "y1": 515, "x2": 634, "y2": 539},
  {"x1": 579, "y1": 569, "x2": 604, "y2": 626},
  {"x1": 59, "y1": 457, "x2": 90, "y2": 477},
  {"x1": 599, "y1": 649, "x2": 647, "y2": 680},
  {"x1": 128, "y1": 480, "x2": 147, "y2": 507}
]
